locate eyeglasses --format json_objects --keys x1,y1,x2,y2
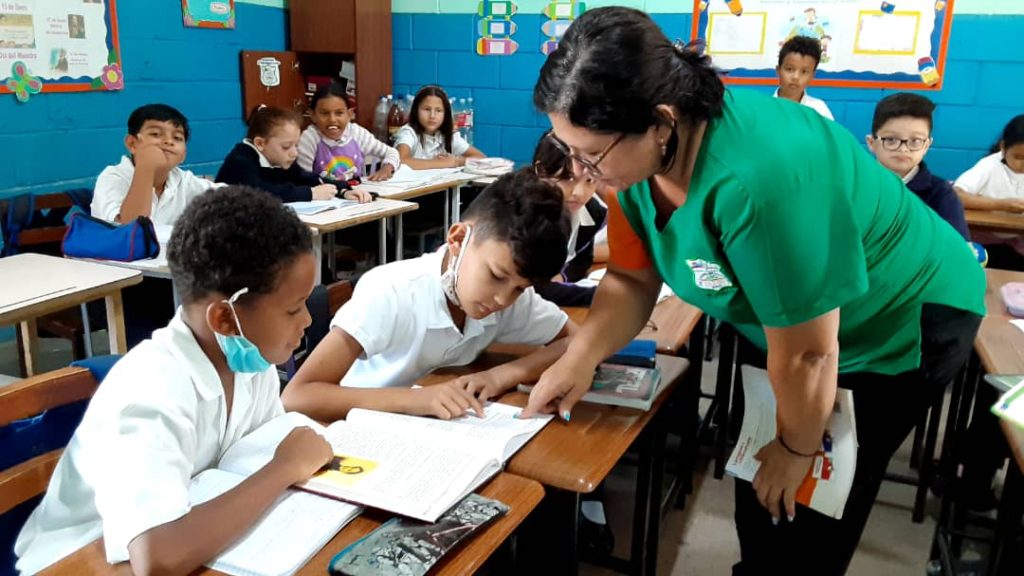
[
  {"x1": 877, "y1": 136, "x2": 931, "y2": 152},
  {"x1": 546, "y1": 131, "x2": 625, "y2": 177}
]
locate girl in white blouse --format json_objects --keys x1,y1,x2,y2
[{"x1": 394, "y1": 85, "x2": 485, "y2": 169}]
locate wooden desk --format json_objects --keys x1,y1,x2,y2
[
  {"x1": 0, "y1": 254, "x2": 142, "y2": 375},
  {"x1": 358, "y1": 174, "x2": 475, "y2": 231},
  {"x1": 965, "y1": 210, "x2": 1024, "y2": 235},
  {"x1": 947, "y1": 268, "x2": 1024, "y2": 575},
  {"x1": 298, "y1": 198, "x2": 418, "y2": 283},
  {"x1": 564, "y1": 296, "x2": 703, "y2": 356},
  {"x1": 419, "y1": 352, "x2": 690, "y2": 575},
  {"x1": 40, "y1": 472, "x2": 543, "y2": 576}
]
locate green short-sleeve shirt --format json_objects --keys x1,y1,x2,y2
[{"x1": 618, "y1": 89, "x2": 985, "y2": 375}]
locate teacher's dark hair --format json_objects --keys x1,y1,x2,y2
[{"x1": 533, "y1": 6, "x2": 724, "y2": 135}]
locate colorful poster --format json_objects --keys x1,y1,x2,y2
[
  {"x1": 693, "y1": 0, "x2": 955, "y2": 89},
  {"x1": 182, "y1": 0, "x2": 235, "y2": 29},
  {"x1": 0, "y1": 0, "x2": 122, "y2": 101},
  {"x1": 476, "y1": 1, "x2": 518, "y2": 55}
]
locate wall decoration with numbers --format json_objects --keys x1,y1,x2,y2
[
  {"x1": 0, "y1": 0, "x2": 122, "y2": 102},
  {"x1": 476, "y1": 1, "x2": 519, "y2": 56},
  {"x1": 541, "y1": 1, "x2": 585, "y2": 55}
]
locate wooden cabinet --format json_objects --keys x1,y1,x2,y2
[
  {"x1": 240, "y1": 51, "x2": 306, "y2": 119},
  {"x1": 288, "y1": 0, "x2": 392, "y2": 130}
]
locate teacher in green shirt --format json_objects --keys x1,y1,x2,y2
[{"x1": 522, "y1": 7, "x2": 984, "y2": 575}]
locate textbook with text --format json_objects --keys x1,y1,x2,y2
[
  {"x1": 726, "y1": 365, "x2": 858, "y2": 519},
  {"x1": 518, "y1": 363, "x2": 666, "y2": 410},
  {"x1": 216, "y1": 403, "x2": 551, "y2": 523}
]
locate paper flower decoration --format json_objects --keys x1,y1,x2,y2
[
  {"x1": 6, "y1": 61, "x2": 42, "y2": 103},
  {"x1": 100, "y1": 63, "x2": 124, "y2": 90}
]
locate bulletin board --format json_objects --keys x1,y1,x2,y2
[
  {"x1": 0, "y1": 0, "x2": 122, "y2": 101},
  {"x1": 691, "y1": 0, "x2": 955, "y2": 89}
]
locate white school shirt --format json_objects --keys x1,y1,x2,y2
[
  {"x1": 91, "y1": 156, "x2": 222, "y2": 226},
  {"x1": 393, "y1": 125, "x2": 471, "y2": 159},
  {"x1": 954, "y1": 152, "x2": 1024, "y2": 200},
  {"x1": 14, "y1": 311, "x2": 284, "y2": 575},
  {"x1": 332, "y1": 249, "x2": 568, "y2": 389},
  {"x1": 772, "y1": 88, "x2": 834, "y2": 120},
  {"x1": 296, "y1": 124, "x2": 401, "y2": 174}
]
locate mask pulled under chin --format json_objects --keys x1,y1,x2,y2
[{"x1": 440, "y1": 225, "x2": 473, "y2": 308}]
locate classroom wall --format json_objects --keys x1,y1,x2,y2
[
  {"x1": 0, "y1": 1, "x2": 287, "y2": 199},
  {"x1": 392, "y1": 0, "x2": 1024, "y2": 178}
]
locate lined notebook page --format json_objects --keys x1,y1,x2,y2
[{"x1": 190, "y1": 469, "x2": 361, "y2": 576}]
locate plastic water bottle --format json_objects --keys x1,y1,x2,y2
[
  {"x1": 455, "y1": 98, "x2": 469, "y2": 142},
  {"x1": 387, "y1": 95, "x2": 403, "y2": 144},
  {"x1": 373, "y1": 96, "x2": 389, "y2": 142},
  {"x1": 464, "y1": 96, "x2": 475, "y2": 145}
]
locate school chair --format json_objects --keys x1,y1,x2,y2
[
  {"x1": 280, "y1": 279, "x2": 353, "y2": 382},
  {"x1": 0, "y1": 365, "x2": 102, "y2": 575},
  {"x1": 1, "y1": 190, "x2": 99, "y2": 373}
]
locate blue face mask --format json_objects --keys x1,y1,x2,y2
[{"x1": 212, "y1": 287, "x2": 273, "y2": 374}]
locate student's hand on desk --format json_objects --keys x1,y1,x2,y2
[
  {"x1": 342, "y1": 188, "x2": 374, "y2": 203},
  {"x1": 271, "y1": 426, "x2": 333, "y2": 483},
  {"x1": 367, "y1": 164, "x2": 395, "y2": 182},
  {"x1": 998, "y1": 198, "x2": 1024, "y2": 213},
  {"x1": 406, "y1": 384, "x2": 484, "y2": 419},
  {"x1": 521, "y1": 355, "x2": 596, "y2": 422},
  {"x1": 751, "y1": 439, "x2": 815, "y2": 523},
  {"x1": 312, "y1": 184, "x2": 338, "y2": 201},
  {"x1": 452, "y1": 369, "x2": 512, "y2": 403},
  {"x1": 438, "y1": 154, "x2": 466, "y2": 168}
]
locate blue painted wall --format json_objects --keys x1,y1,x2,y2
[
  {"x1": 393, "y1": 12, "x2": 1024, "y2": 179},
  {"x1": 0, "y1": 2, "x2": 287, "y2": 198}
]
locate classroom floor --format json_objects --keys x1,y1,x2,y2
[{"x1": 0, "y1": 334, "x2": 1000, "y2": 575}]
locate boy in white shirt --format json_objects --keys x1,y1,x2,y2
[
  {"x1": 774, "y1": 35, "x2": 834, "y2": 121},
  {"x1": 16, "y1": 186, "x2": 332, "y2": 575},
  {"x1": 283, "y1": 170, "x2": 578, "y2": 423},
  {"x1": 91, "y1": 104, "x2": 221, "y2": 226}
]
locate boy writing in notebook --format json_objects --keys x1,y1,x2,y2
[
  {"x1": 16, "y1": 187, "x2": 332, "y2": 575},
  {"x1": 91, "y1": 103, "x2": 222, "y2": 226},
  {"x1": 283, "y1": 170, "x2": 577, "y2": 422}
]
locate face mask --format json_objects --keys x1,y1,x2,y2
[
  {"x1": 211, "y1": 287, "x2": 273, "y2": 374},
  {"x1": 440, "y1": 225, "x2": 473, "y2": 307}
]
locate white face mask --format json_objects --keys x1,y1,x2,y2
[{"x1": 440, "y1": 225, "x2": 473, "y2": 307}]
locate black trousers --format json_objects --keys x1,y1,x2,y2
[{"x1": 732, "y1": 303, "x2": 981, "y2": 576}]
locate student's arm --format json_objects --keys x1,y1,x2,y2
[
  {"x1": 117, "y1": 144, "x2": 169, "y2": 222},
  {"x1": 353, "y1": 124, "x2": 400, "y2": 180},
  {"x1": 282, "y1": 328, "x2": 482, "y2": 420},
  {"x1": 127, "y1": 427, "x2": 331, "y2": 576},
  {"x1": 593, "y1": 242, "x2": 609, "y2": 264},
  {"x1": 397, "y1": 143, "x2": 464, "y2": 169},
  {"x1": 463, "y1": 145, "x2": 486, "y2": 158},
  {"x1": 931, "y1": 182, "x2": 971, "y2": 240},
  {"x1": 218, "y1": 149, "x2": 316, "y2": 203},
  {"x1": 955, "y1": 187, "x2": 1024, "y2": 213},
  {"x1": 456, "y1": 321, "x2": 578, "y2": 402}
]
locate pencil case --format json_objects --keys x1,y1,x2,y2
[
  {"x1": 1001, "y1": 282, "x2": 1024, "y2": 317},
  {"x1": 62, "y1": 213, "x2": 160, "y2": 262}
]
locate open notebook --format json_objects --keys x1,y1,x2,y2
[
  {"x1": 189, "y1": 469, "x2": 360, "y2": 576},
  {"x1": 218, "y1": 403, "x2": 551, "y2": 523}
]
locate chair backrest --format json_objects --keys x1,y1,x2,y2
[
  {"x1": 0, "y1": 190, "x2": 92, "y2": 257},
  {"x1": 0, "y1": 367, "x2": 99, "y2": 515},
  {"x1": 327, "y1": 280, "x2": 354, "y2": 316}
]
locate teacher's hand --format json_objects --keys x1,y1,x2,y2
[
  {"x1": 752, "y1": 439, "x2": 815, "y2": 523},
  {"x1": 520, "y1": 354, "x2": 596, "y2": 421}
]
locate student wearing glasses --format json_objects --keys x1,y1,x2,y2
[
  {"x1": 521, "y1": 8, "x2": 984, "y2": 576},
  {"x1": 866, "y1": 93, "x2": 969, "y2": 240}
]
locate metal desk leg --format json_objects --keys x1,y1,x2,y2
[
  {"x1": 443, "y1": 188, "x2": 451, "y2": 231},
  {"x1": 80, "y1": 303, "x2": 93, "y2": 358},
  {"x1": 18, "y1": 319, "x2": 39, "y2": 377},
  {"x1": 312, "y1": 232, "x2": 323, "y2": 285},
  {"x1": 327, "y1": 232, "x2": 337, "y2": 281},
  {"x1": 396, "y1": 214, "x2": 404, "y2": 261},
  {"x1": 631, "y1": 419, "x2": 665, "y2": 576},
  {"x1": 172, "y1": 280, "x2": 182, "y2": 309},
  {"x1": 452, "y1": 184, "x2": 463, "y2": 223},
  {"x1": 987, "y1": 451, "x2": 1024, "y2": 575},
  {"x1": 378, "y1": 219, "x2": 387, "y2": 265}
]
